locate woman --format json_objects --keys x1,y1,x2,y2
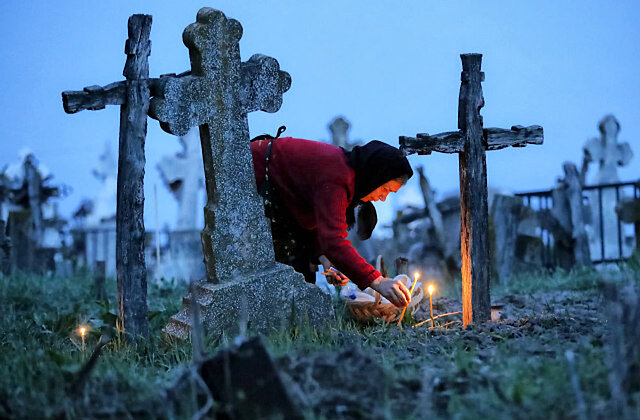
[{"x1": 251, "y1": 132, "x2": 413, "y2": 307}]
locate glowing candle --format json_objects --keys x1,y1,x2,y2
[
  {"x1": 428, "y1": 284, "x2": 435, "y2": 327},
  {"x1": 79, "y1": 326, "x2": 87, "y2": 351},
  {"x1": 397, "y1": 272, "x2": 420, "y2": 325}
]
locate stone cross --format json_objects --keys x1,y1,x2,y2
[
  {"x1": 551, "y1": 163, "x2": 591, "y2": 268},
  {"x1": 583, "y1": 115, "x2": 634, "y2": 260},
  {"x1": 157, "y1": 127, "x2": 203, "y2": 230},
  {"x1": 400, "y1": 54, "x2": 543, "y2": 327},
  {"x1": 583, "y1": 115, "x2": 633, "y2": 185},
  {"x1": 62, "y1": 15, "x2": 152, "y2": 340},
  {"x1": 148, "y1": 8, "x2": 333, "y2": 338},
  {"x1": 85, "y1": 142, "x2": 118, "y2": 227},
  {"x1": 328, "y1": 116, "x2": 360, "y2": 150}
]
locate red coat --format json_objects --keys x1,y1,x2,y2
[{"x1": 251, "y1": 137, "x2": 381, "y2": 289}]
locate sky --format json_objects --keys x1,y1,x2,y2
[{"x1": 1, "y1": 1, "x2": 639, "y2": 235}]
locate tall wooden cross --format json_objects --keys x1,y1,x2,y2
[
  {"x1": 400, "y1": 54, "x2": 543, "y2": 327},
  {"x1": 61, "y1": 15, "x2": 152, "y2": 340}
]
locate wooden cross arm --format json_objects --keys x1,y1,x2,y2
[
  {"x1": 62, "y1": 82, "x2": 128, "y2": 114},
  {"x1": 61, "y1": 74, "x2": 189, "y2": 114},
  {"x1": 400, "y1": 125, "x2": 543, "y2": 155}
]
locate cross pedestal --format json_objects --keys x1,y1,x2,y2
[
  {"x1": 148, "y1": 8, "x2": 333, "y2": 339},
  {"x1": 400, "y1": 54, "x2": 543, "y2": 327}
]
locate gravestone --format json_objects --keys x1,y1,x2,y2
[
  {"x1": 490, "y1": 194, "x2": 524, "y2": 284},
  {"x1": 148, "y1": 8, "x2": 334, "y2": 339},
  {"x1": 550, "y1": 163, "x2": 591, "y2": 269},
  {"x1": 400, "y1": 54, "x2": 543, "y2": 327},
  {"x1": 155, "y1": 126, "x2": 205, "y2": 283},
  {"x1": 7, "y1": 210, "x2": 35, "y2": 272},
  {"x1": 157, "y1": 126, "x2": 204, "y2": 230},
  {"x1": 75, "y1": 143, "x2": 119, "y2": 277},
  {"x1": 583, "y1": 115, "x2": 633, "y2": 260},
  {"x1": 328, "y1": 116, "x2": 360, "y2": 150},
  {"x1": 86, "y1": 142, "x2": 118, "y2": 227},
  {"x1": 62, "y1": 14, "x2": 152, "y2": 339}
]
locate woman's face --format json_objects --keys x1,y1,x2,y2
[{"x1": 361, "y1": 179, "x2": 403, "y2": 202}]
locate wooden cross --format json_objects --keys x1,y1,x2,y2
[
  {"x1": 61, "y1": 15, "x2": 152, "y2": 340},
  {"x1": 400, "y1": 54, "x2": 543, "y2": 327},
  {"x1": 148, "y1": 8, "x2": 291, "y2": 283}
]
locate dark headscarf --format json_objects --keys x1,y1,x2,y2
[{"x1": 343, "y1": 140, "x2": 413, "y2": 239}]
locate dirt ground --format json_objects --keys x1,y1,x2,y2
[{"x1": 274, "y1": 286, "x2": 621, "y2": 420}]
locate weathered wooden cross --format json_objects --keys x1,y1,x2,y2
[
  {"x1": 400, "y1": 54, "x2": 544, "y2": 327},
  {"x1": 148, "y1": 8, "x2": 333, "y2": 338},
  {"x1": 62, "y1": 15, "x2": 152, "y2": 340}
]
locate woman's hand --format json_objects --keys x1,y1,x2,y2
[
  {"x1": 318, "y1": 255, "x2": 349, "y2": 287},
  {"x1": 370, "y1": 276, "x2": 411, "y2": 307}
]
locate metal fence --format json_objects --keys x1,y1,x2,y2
[{"x1": 515, "y1": 181, "x2": 639, "y2": 267}]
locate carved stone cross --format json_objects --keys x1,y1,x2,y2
[
  {"x1": 149, "y1": 8, "x2": 333, "y2": 338},
  {"x1": 328, "y1": 116, "x2": 359, "y2": 150},
  {"x1": 400, "y1": 54, "x2": 544, "y2": 327},
  {"x1": 148, "y1": 8, "x2": 291, "y2": 282},
  {"x1": 583, "y1": 115, "x2": 633, "y2": 185},
  {"x1": 157, "y1": 127, "x2": 204, "y2": 230},
  {"x1": 61, "y1": 15, "x2": 152, "y2": 340}
]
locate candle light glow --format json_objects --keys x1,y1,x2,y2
[{"x1": 78, "y1": 326, "x2": 87, "y2": 351}]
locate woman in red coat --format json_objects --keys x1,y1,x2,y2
[{"x1": 251, "y1": 132, "x2": 413, "y2": 307}]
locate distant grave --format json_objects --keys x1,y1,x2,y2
[
  {"x1": 400, "y1": 54, "x2": 543, "y2": 327},
  {"x1": 582, "y1": 115, "x2": 634, "y2": 260},
  {"x1": 155, "y1": 126, "x2": 205, "y2": 283}
]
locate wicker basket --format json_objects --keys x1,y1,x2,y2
[{"x1": 344, "y1": 290, "x2": 402, "y2": 323}]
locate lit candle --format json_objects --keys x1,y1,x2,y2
[
  {"x1": 79, "y1": 326, "x2": 87, "y2": 351},
  {"x1": 428, "y1": 284, "x2": 435, "y2": 327},
  {"x1": 397, "y1": 272, "x2": 420, "y2": 325}
]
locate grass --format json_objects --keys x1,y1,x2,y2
[{"x1": 0, "y1": 262, "x2": 638, "y2": 419}]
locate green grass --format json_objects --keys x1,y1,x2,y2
[{"x1": 0, "y1": 262, "x2": 638, "y2": 419}]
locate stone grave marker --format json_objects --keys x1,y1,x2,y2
[
  {"x1": 490, "y1": 194, "x2": 524, "y2": 284},
  {"x1": 550, "y1": 163, "x2": 591, "y2": 269},
  {"x1": 7, "y1": 210, "x2": 35, "y2": 272},
  {"x1": 328, "y1": 116, "x2": 360, "y2": 150},
  {"x1": 148, "y1": 8, "x2": 334, "y2": 339},
  {"x1": 155, "y1": 127, "x2": 205, "y2": 283},
  {"x1": 157, "y1": 126, "x2": 204, "y2": 230},
  {"x1": 62, "y1": 15, "x2": 152, "y2": 339},
  {"x1": 400, "y1": 54, "x2": 544, "y2": 327},
  {"x1": 583, "y1": 115, "x2": 634, "y2": 260}
]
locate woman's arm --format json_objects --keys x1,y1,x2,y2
[{"x1": 312, "y1": 183, "x2": 381, "y2": 289}]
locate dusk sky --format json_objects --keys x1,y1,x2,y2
[{"x1": 1, "y1": 1, "x2": 638, "y2": 233}]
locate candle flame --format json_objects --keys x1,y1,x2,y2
[
  {"x1": 428, "y1": 284, "x2": 435, "y2": 295},
  {"x1": 79, "y1": 326, "x2": 87, "y2": 337},
  {"x1": 414, "y1": 272, "x2": 420, "y2": 282}
]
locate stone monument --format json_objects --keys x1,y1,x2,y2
[
  {"x1": 148, "y1": 8, "x2": 334, "y2": 339},
  {"x1": 583, "y1": 115, "x2": 634, "y2": 260},
  {"x1": 83, "y1": 142, "x2": 118, "y2": 277},
  {"x1": 327, "y1": 116, "x2": 360, "y2": 150},
  {"x1": 155, "y1": 126, "x2": 205, "y2": 282}
]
